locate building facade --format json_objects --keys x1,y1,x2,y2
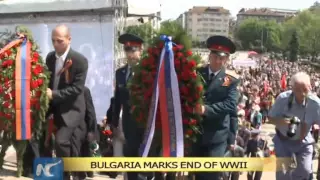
[
  {"x1": 237, "y1": 8, "x2": 298, "y2": 25},
  {"x1": 177, "y1": 6, "x2": 230, "y2": 42}
]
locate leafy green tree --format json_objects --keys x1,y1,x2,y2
[
  {"x1": 157, "y1": 20, "x2": 192, "y2": 49},
  {"x1": 235, "y1": 18, "x2": 282, "y2": 52},
  {"x1": 124, "y1": 22, "x2": 156, "y2": 46},
  {"x1": 288, "y1": 31, "x2": 299, "y2": 62}
]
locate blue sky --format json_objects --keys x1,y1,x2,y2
[{"x1": 160, "y1": 0, "x2": 317, "y2": 20}]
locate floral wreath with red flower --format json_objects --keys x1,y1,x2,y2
[
  {"x1": 0, "y1": 27, "x2": 50, "y2": 139},
  {"x1": 128, "y1": 40, "x2": 204, "y2": 155}
]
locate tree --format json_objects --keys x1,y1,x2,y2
[
  {"x1": 288, "y1": 31, "x2": 299, "y2": 62},
  {"x1": 124, "y1": 22, "x2": 156, "y2": 46},
  {"x1": 235, "y1": 18, "x2": 282, "y2": 52},
  {"x1": 157, "y1": 20, "x2": 192, "y2": 49}
]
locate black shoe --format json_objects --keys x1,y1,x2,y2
[{"x1": 87, "y1": 172, "x2": 94, "y2": 178}]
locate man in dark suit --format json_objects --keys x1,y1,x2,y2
[
  {"x1": 46, "y1": 24, "x2": 88, "y2": 180},
  {"x1": 109, "y1": 33, "x2": 144, "y2": 180},
  {"x1": 79, "y1": 86, "x2": 97, "y2": 179},
  {"x1": 194, "y1": 36, "x2": 239, "y2": 180},
  {"x1": 246, "y1": 130, "x2": 269, "y2": 180}
]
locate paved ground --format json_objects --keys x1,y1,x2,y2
[{"x1": 0, "y1": 124, "x2": 318, "y2": 180}]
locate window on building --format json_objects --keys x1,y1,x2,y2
[
  {"x1": 203, "y1": 18, "x2": 209, "y2": 21},
  {"x1": 216, "y1": 19, "x2": 222, "y2": 22},
  {"x1": 203, "y1": 23, "x2": 208, "y2": 26},
  {"x1": 197, "y1": 18, "x2": 202, "y2": 22}
]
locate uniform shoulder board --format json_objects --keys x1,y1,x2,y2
[{"x1": 225, "y1": 70, "x2": 239, "y2": 79}]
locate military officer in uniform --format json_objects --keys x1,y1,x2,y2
[
  {"x1": 109, "y1": 33, "x2": 144, "y2": 180},
  {"x1": 194, "y1": 35, "x2": 240, "y2": 180}
]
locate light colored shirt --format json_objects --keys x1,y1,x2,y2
[
  {"x1": 208, "y1": 67, "x2": 221, "y2": 79},
  {"x1": 269, "y1": 90, "x2": 320, "y2": 143},
  {"x1": 53, "y1": 46, "x2": 70, "y2": 90}
]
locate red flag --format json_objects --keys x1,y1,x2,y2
[{"x1": 281, "y1": 74, "x2": 287, "y2": 90}]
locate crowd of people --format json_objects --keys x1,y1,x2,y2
[{"x1": 1, "y1": 23, "x2": 320, "y2": 180}]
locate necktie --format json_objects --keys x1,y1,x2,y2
[
  {"x1": 126, "y1": 68, "x2": 132, "y2": 82},
  {"x1": 209, "y1": 73, "x2": 215, "y2": 82}
]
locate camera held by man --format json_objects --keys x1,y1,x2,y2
[{"x1": 284, "y1": 116, "x2": 301, "y2": 138}]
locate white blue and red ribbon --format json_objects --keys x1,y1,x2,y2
[{"x1": 139, "y1": 35, "x2": 184, "y2": 157}]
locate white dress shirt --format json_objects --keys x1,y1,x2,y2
[
  {"x1": 53, "y1": 46, "x2": 70, "y2": 90},
  {"x1": 208, "y1": 67, "x2": 221, "y2": 80}
]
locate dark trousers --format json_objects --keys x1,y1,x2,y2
[
  {"x1": 230, "y1": 172, "x2": 240, "y2": 180},
  {"x1": 247, "y1": 171, "x2": 262, "y2": 180},
  {"x1": 55, "y1": 123, "x2": 86, "y2": 180},
  {"x1": 78, "y1": 140, "x2": 94, "y2": 178},
  {"x1": 193, "y1": 141, "x2": 228, "y2": 180},
  {"x1": 22, "y1": 133, "x2": 50, "y2": 176}
]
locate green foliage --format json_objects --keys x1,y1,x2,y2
[
  {"x1": 236, "y1": 9, "x2": 320, "y2": 60},
  {"x1": 124, "y1": 20, "x2": 192, "y2": 49},
  {"x1": 157, "y1": 20, "x2": 192, "y2": 49},
  {"x1": 124, "y1": 22, "x2": 156, "y2": 46},
  {"x1": 288, "y1": 31, "x2": 299, "y2": 61},
  {"x1": 235, "y1": 18, "x2": 282, "y2": 52}
]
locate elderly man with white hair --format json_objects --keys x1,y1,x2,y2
[{"x1": 268, "y1": 72, "x2": 320, "y2": 180}]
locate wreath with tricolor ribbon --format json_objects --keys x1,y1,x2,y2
[
  {"x1": 0, "y1": 28, "x2": 50, "y2": 140},
  {"x1": 128, "y1": 35, "x2": 204, "y2": 155}
]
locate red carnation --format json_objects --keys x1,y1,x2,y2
[
  {"x1": 3, "y1": 101, "x2": 10, "y2": 108},
  {"x1": 4, "y1": 113, "x2": 12, "y2": 119},
  {"x1": 186, "y1": 129, "x2": 193, "y2": 135},
  {"x1": 4, "y1": 50, "x2": 12, "y2": 57},
  {"x1": 2, "y1": 59, "x2": 14, "y2": 68},
  {"x1": 182, "y1": 119, "x2": 189, "y2": 124},
  {"x1": 37, "y1": 79, "x2": 44, "y2": 86},
  {"x1": 177, "y1": 52, "x2": 183, "y2": 58},
  {"x1": 190, "y1": 71, "x2": 197, "y2": 79},
  {"x1": 188, "y1": 60, "x2": 196, "y2": 69},
  {"x1": 180, "y1": 86, "x2": 188, "y2": 95},
  {"x1": 35, "y1": 91, "x2": 42, "y2": 97},
  {"x1": 4, "y1": 94, "x2": 11, "y2": 100},
  {"x1": 185, "y1": 50, "x2": 192, "y2": 57},
  {"x1": 35, "y1": 103, "x2": 40, "y2": 110},
  {"x1": 32, "y1": 64, "x2": 43, "y2": 75},
  {"x1": 4, "y1": 81, "x2": 11, "y2": 89},
  {"x1": 183, "y1": 105, "x2": 193, "y2": 113},
  {"x1": 0, "y1": 86, "x2": 3, "y2": 94},
  {"x1": 147, "y1": 48, "x2": 153, "y2": 55},
  {"x1": 32, "y1": 52, "x2": 39, "y2": 63},
  {"x1": 31, "y1": 98, "x2": 39, "y2": 105},
  {"x1": 196, "y1": 85, "x2": 203, "y2": 92},
  {"x1": 102, "y1": 130, "x2": 112, "y2": 136},
  {"x1": 189, "y1": 119, "x2": 197, "y2": 125}
]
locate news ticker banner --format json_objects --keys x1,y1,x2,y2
[{"x1": 62, "y1": 157, "x2": 289, "y2": 172}]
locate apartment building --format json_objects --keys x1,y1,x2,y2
[
  {"x1": 177, "y1": 6, "x2": 230, "y2": 42},
  {"x1": 237, "y1": 8, "x2": 298, "y2": 25}
]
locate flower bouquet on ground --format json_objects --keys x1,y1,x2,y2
[
  {"x1": 0, "y1": 26, "x2": 50, "y2": 176},
  {"x1": 128, "y1": 34, "x2": 204, "y2": 156}
]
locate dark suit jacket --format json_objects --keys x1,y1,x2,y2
[
  {"x1": 106, "y1": 97, "x2": 114, "y2": 124},
  {"x1": 112, "y1": 64, "x2": 143, "y2": 152},
  {"x1": 228, "y1": 110, "x2": 238, "y2": 146},
  {"x1": 46, "y1": 48, "x2": 88, "y2": 128},
  {"x1": 198, "y1": 66, "x2": 239, "y2": 145},
  {"x1": 84, "y1": 86, "x2": 97, "y2": 133}
]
